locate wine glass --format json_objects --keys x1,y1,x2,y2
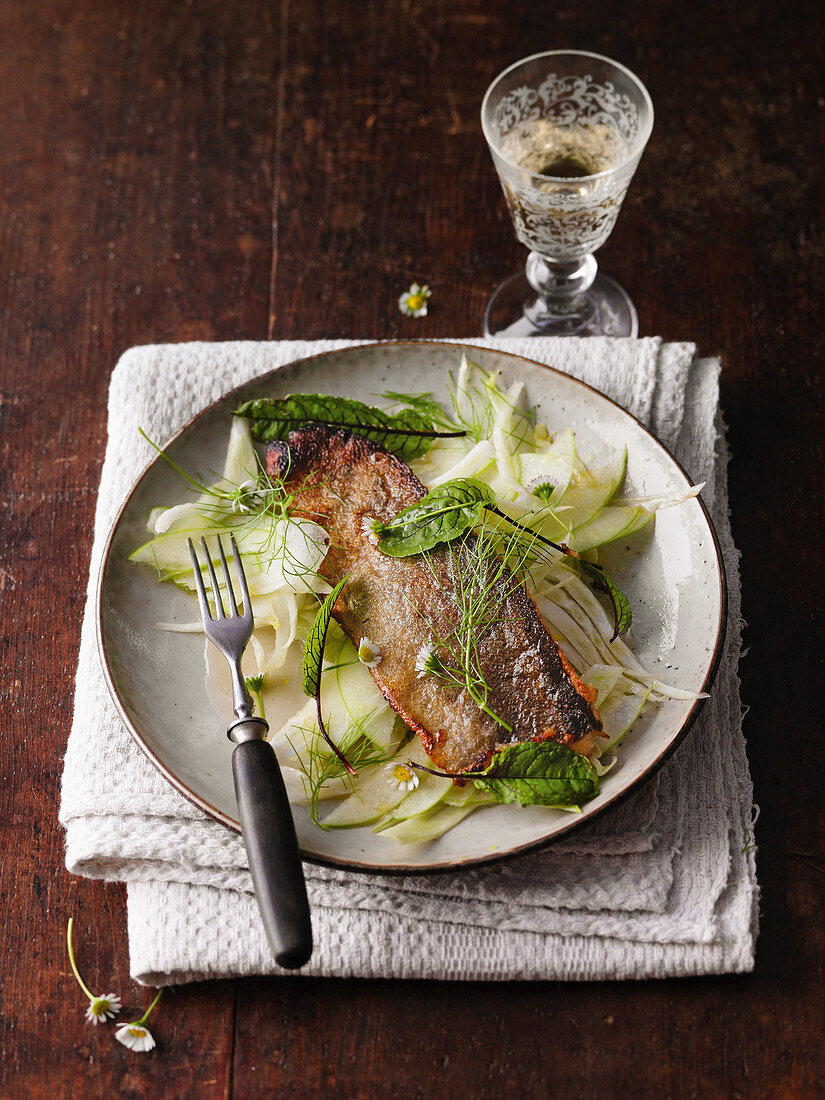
[{"x1": 481, "y1": 51, "x2": 653, "y2": 337}]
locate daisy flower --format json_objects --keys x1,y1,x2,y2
[
  {"x1": 357, "y1": 637, "x2": 382, "y2": 668},
  {"x1": 115, "y1": 989, "x2": 163, "y2": 1053},
  {"x1": 360, "y1": 515, "x2": 380, "y2": 545},
  {"x1": 398, "y1": 283, "x2": 431, "y2": 318},
  {"x1": 66, "y1": 917, "x2": 122, "y2": 1026},
  {"x1": 414, "y1": 642, "x2": 446, "y2": 679},
  {"x1": 115, "y1": 1023, "x2": 156, "y2": 1053},
  {"x1": 231, "y1": 478, "x2": 263, "y2": 514},
  {"x1": 386, "y1": 761, "x2": 420, "y2": 792},
  {"x1": 86, "y1": 993, "x2": 123, "y2": 1026},
  {"x1": 529, "y1": 479, "x2": 556, "y2": 504},
  {"x1": 244, "y1": 674, "x2": 266, "y2": 719}
]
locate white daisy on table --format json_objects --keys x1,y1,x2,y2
[
  {"x1": 114, "y1": 988, "x2": 164, "y2": 1053},
  {"x1": 115, "y1": 1023, "x2": 156, "y2": 1053},
  {"x1": 67, "y1": 917, "x2": 122, "y2": 1026},
  {"x1": 357, "y1": 637, "x2": 382, "y2": 668},
  {"x1": 398, "y1": 283, "x2": 431, "y2": 317},
  {"x1": 386, "y1": 761, "x2": 420, "y2": 792},
  {"x1": 85, "y1": 993, "x2": 122, "y2": 1026}
]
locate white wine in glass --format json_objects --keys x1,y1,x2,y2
[{"x1": 481, "y1": 51, "x2": 654, "y2": 337}]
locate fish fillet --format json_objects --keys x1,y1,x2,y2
[{"x1": 267, "y1": 425, "x2": 603, "y2": 773}]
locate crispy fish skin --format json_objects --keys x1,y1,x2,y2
[{"x1": 267, "y1": 425, "x2": 602, "y2": 773}]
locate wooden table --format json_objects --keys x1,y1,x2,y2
[{"x1": 2, "y1": 1, "x2": 823, "y2": 1095}]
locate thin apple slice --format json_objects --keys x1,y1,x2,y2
[
  {"x1": 374, "y1": 770, "x2": 453, "y2": 825},
  {"x1": 552, "y1": 446, "x2": 627, "y2": 530},
  {"x1": 587, "y1": 446, "x2": 627, "y2": 502},
  {"x1": 519, "y1": 428, "x2": 576, "y2": 502},
  {"x1": 568, "y1": 504, "x2": 654, "y2": 553},
  {"x1": 376, "y1": 803, "x2": 479, "y2": 844},
  {"x1": 581, "y1": 663, "x2": 624, "y2": 707},
  {"x1": 321, "y1": 739, "x2": 432, "y2": 828}
]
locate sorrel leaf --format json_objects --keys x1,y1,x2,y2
[
  {"x1": 234, "y1": 393, "x2": 464, "y2": 460},
  {"x1": 578, "y1": 560, "x2": 633, "y2": 641},
  {"x1": 371, "y1": 478, "x2": 496, "y2": 556},
  {"x1": 472, "y1": 741, "x2": 599, "y2": 807}
]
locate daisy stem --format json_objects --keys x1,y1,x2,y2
[
  {"x1": 66, "y1": 917, "x2": 95, "y2": 1001},
  {"x1": 132, "y1": 988, "x2": 164, "y2": 1027},
  {"x1": 251, "y1": 687, "x2": 265, "y2": 719}
]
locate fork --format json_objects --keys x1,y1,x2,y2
[{"x1": 189, "y1": 533, "x2": 312, "y2": 969}]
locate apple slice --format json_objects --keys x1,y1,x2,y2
[
  {"x1": 581, "y1": 663, "x2": 624, "y2": 707},
  {"x1": 374, "y1": 770, "x2": 453, "y2": 825},
  {"x1": 518, "y1": 429, "x2": 576, "y2": 503},
  {"x1": 567, "y1": 504, "x2": 653, "y2": 553},
  {"x1": 587, "y1": 446, "x2": 628, "y2": 501},
  {"x1": 377, "y1": 803, "x2": 478, "y2": 844},
  {"x1": 552, "y1": 446, "x2": 627, "y2": 531},
  {"x1": 322, "y1": 739, "x2": 432, "y2": 828}
]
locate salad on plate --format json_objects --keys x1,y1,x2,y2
[{"x1": 131, "y1": 354, "x2": 704, "y2": 845}]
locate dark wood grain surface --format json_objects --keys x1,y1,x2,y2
[{"x1": 1, "y1": 1, "x2": 823, "y2": 1096}]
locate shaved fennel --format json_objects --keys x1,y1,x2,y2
[{"x1": 133, "y1": 356, "x2": 706, "y2": 843}]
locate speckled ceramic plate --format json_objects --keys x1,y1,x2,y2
[{"x1": 97, "y1": 341, "x2": 726, "y2": 872}]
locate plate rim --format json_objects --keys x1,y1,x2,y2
[{"x1": 95, "y1": 339, "x2": 728, "y2": 874}]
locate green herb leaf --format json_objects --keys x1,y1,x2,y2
[
  {"x1": 234, "y1": 393, "x2": 464, "y2": 460},
  {"x1": 578, "y1": 560, "x2": 633, "y2": 641},
  {"x1": 472, "y1": 741, "x2": 599, "y2": 807},
  {"x1": 381, "y1": 390, "x2": 458, "y2": 431},
  {"x1": 372, "y1": 477, "x2": 632, "y2": 638},
  {"x1": 372, "y1": 478, "x2": 496, "y2": 556},
  {"x1": 301, "y1": 576, "x2": 357, "y2": 774},
  {"x1": 302, "y1": 577, "x2": 349, "y2": 699}
]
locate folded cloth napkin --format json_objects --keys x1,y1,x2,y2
[{"x1": 60, "y1": 337, "x2": 759, "y2": 983}]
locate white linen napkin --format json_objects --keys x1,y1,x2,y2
[{"x1": 60, "y1": 337, "x2": 759, "y2": 982}]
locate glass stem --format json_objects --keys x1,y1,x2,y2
[{"x1": 525, "y1": 252, "x2": 598, "y2": 314}]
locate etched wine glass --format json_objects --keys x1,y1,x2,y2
[{"x1": 481, "y1": 51, "x2": 653, "y2": 337}]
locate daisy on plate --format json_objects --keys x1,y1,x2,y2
[
  {"x1": 386, "y1": 761, "x2": 420, "y2": 792},
  {"x1": 357, "y1": 637, "x2": 382, "y2": 668},
  {"x1": 414, "y1": 642, "x2": 446, "y2": 679}
]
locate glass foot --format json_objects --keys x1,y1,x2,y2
[{"x1": 482, "y1": 270, "x2": 639, "y2": 338}]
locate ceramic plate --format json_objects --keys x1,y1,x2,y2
[{"x1": 97, "y1": 341, "x2": 726, "y2": 872}]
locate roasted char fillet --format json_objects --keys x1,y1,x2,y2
[{"x1": 267, "y1": 426, "x2": 602, "y2": 773}]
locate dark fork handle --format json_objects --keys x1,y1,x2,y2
[{"x1": 231, "y1": 737, "x2": 313, "y2": 969}]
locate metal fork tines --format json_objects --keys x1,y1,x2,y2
[
  {"x1": 188, "y1": 533, "x2": 258, "y2": 729},
  {"x1": 188, "y1": 532, "x2": 313, "y2": 969}
]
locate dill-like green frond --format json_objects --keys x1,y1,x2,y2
[{"x1": 285, "y1": 713, "x2": 400, "y2": 827}]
